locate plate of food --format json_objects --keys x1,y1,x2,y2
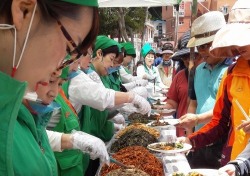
[
  {"x1": 171, "y1": 169, "x2": 219, "y2": 176},
  {"x1": 147, "y1": 142, "x2": 192, "y2": 154},
  {"x1": 154, "y1": 108, "x2": 176, "y2": 114},
  {"x1": 153, "y1": 99, "x2": 166, "y2": 106},
  {"x1": 147, "y1": 120, "x2": 170, "y2": 128}
]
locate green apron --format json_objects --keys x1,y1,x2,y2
[
  {"x1": 101, "y1": 71, "x2": 121, "y2": 91},
  {"x1": 0, "y1": 72, "x2": 57, "y2": 176},
  {"x1": 84, "y1": 65, "x2": 115, "y2": 142},
  {"x1": 62, "y1": 80, "x2": 91, "y2": 175},
  {"x1": 123, "y1": 66, "x2": 131, "y2": 74},
  {"x1": 53, "y1": 92, "x2": 83, "y2": 176}
]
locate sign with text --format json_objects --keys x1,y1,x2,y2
[{"x1": 173, "y1": 1, "x2": 185, "y2": 17}]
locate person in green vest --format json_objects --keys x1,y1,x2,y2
[
  {"x1": 101, "y1": 40, "x2": 149, "y2": 92},
  {"x1": 100, "y1": 41, "x2": 124, "y2": 91},
  {"x1": 120, "y1": 42, "x2": 136, "y2": 74},
  {"x1": 34, "y1": 66, "x2": 109, "y2": 176},
  {"x1": 0, "y1": 0, "x2": 99, "y2": 175}
]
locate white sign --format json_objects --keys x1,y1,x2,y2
[{"x1": 173, "y1": 1, "x2": 185, "y2": 17}]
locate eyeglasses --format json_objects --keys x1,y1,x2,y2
[
  {"x1": 197, "y1": 42, "x2": 212, "y2": 50},
  {"x1": 57, "y1": 20, "x2": 83, "y2": 70}
]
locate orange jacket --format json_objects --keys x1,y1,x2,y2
[{"x1": 189, "y1": 58, "x2": 250, "y2": 165}]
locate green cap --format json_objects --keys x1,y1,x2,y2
[
  {"x1": 116, "y1": 42, "x2": 123, "y2": 53},
  {"x1": 121, "y1": 42, "x2": 136, "y2": 56},
  {"x1": 93, "y1": 35, "x2": 119, "y2": 57},
  {"x1": 61, "y1": 0, "x2": 98, "y2": 7},
  {"x1": 141, "y1": 43, "x2": 155, "y2": 58}
]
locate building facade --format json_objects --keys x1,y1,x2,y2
[{"x1": 162, "y1": 0, "x2": 236, "y2": 47}]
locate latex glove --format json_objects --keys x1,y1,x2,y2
[
  {"x1": 71, "y1": 130, "x2": 109, "y2": 164},
  {"x1": 122, "y1": 79, "x2": 148, "y2": 91},
  {"x1": 134, "y1": 79, "x2": 148, "y2": 86},
  {"x1": 114, "y1": 123, "x2": 125, "y2": 132},
  {"x1": 130, "y1": 87, "x2": 148, "y2": 99},
  {"x1": 130, "y1": 92, "x2": 151, "y2": 116},
  {"x1": 218, "y1": 164, "x2": 236, "y2": 176},
  {"x1": 111, "y1": 113, "x2": 125, "y2": 124}
]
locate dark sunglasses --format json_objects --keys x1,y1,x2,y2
[
  {"x1": 57, "y1": 20, "x2": 83, "y2": 70},
  {"x1": 197, "y1": 42, "x2": 212, "y2": 50}
]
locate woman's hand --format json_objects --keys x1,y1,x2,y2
[{"x1": 218, "y1": 164, "x2": 236, "y2": 176}]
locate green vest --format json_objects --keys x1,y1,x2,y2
[
  {"x1": 53, "y1": 93, "x2": 83, "y2": 176},
  {"x1": 62, "y1": 79, "x2": 91, "y2": 175},
  {"x1": 0, "y1": 72, "x2": 57, "y2": 176},
  {"x1": 101, "y1": 71, "x2": 121, "y2": 91},
  {"x1": 80, "y1": 65, "x2": 115, "y2": 142},
  {"x1": 123, "y1": 66, "x2": 131, "y2": 74}
]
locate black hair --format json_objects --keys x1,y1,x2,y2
[
  {"x1": 0, "y1": 0, "x2": 99, "y2": 53},
  {"x1": 125, "y1": 54, "x2": 136, "y2": 58},
  {"x1": 102, "y1": 45, "x2": 119, "y2": 58}
]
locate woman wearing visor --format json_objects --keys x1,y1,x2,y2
[{"x1": 137, "y1": 43, "x2": 166, "y2": 91}]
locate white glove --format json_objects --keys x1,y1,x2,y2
[
  {"x1": 134, "y1": 79, "x2": 148, "y2": 86},
  {"x1": 130, "y1": 92, "x2": 151, "y2": 116},
  {"x1": 114, "y1": 123, "x2": 125, "y2": 132},
  {"x1": 122, "y1": 79, "x2": 148, "y2": 91},
  {"x1": 130, "y1": 87, "x2": 148, "y2": 99},
  {"x1": 71, "y1": 130, "x2": 109, "y2": 164},
  {"x1": 111, "y1": 113, "x2": 125, "y2": 124}
]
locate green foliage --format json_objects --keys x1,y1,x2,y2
[
  {"x1": 99, "y1": 8, "x2": 119, "y2": 36},
  {"x1": 99, "y1": 7, "x2": 148, "y2": 36}
]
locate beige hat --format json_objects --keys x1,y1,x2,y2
[
  {"x1": 210, "y1": 0, "x2": 250, "y2": 58},
  {"x1": 187, "y1": 11, "x2": 226, "y2": 47}
]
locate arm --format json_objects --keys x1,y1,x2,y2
[
  {"x1": 188, "y1": 73, "x2": 231, "y2": 149},
  {"x1": 46, "y1": 130, "x2": 110, "y2": 164},
  {"x1": 187, "y1": 100, "x2": 197, "y2": 113},
  {"x1": 69, "y1": 72, "x2": 116, "y2": 112},
  {"x1": 46, "y1": 130, "x2": 70, "y2": 151},
  {"x1": 119, "y1": 66, "x2": 138, "y2": 83},
  {"x1": 165, "y1": 99, "x2": 178, "y2": 109}
]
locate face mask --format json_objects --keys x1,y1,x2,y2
[
  {"x1": 81, "y1": 68, "x2": 90, "y2": 74},
  {"x1": 23, "y1": 91, "x2": 39, "y2": 102},
  {"x1": 68, "y1": 70, "x2": 81, "y2": 79},
  {"x1": 0, "y1": 3, "x2": 37, "y2": 77},
  {"x1": 107, "y1": 66, "x2": 121, "y2": 74},
  {"x1": 162, "y1": 60, "x2": 172, "y2": 67},
  {"x1": 86, "y1": 67, "x2": 94, "y2": 74},
  {"x1": 29, "y1": 101, "x2": 61, "y2": 115}
]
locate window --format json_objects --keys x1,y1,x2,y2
[{"x1": 179, "y1": 21, "x2": 184, "y2": 25}]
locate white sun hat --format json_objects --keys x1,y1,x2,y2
[
  {"x1": 187, "y1": 11, "x2": 226, "y2": 48},
  {"x1": 210, "y1": 0, "x2": 250, "y2": 58}
]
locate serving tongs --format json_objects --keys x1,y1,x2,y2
[{"x1": 110, "y1": 156, "x2": 133, "y2": 169}]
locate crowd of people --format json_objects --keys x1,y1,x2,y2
[{"x1": 0, "y1": 0, "x2": 250, "y2": 175}]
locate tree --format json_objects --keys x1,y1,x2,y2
[{"x1": 99, "y1": 7, "x2": 148, "y2": 43}]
